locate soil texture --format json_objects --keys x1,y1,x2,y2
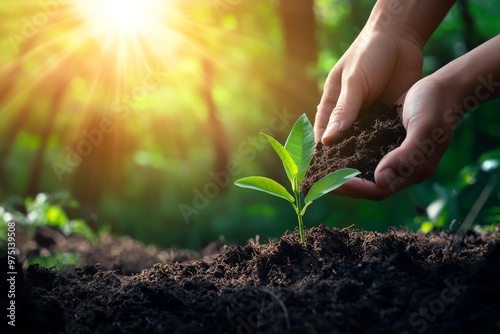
[
  {"x1": 3, "y1": 225, "x2": 500, "y2": 334},
  {"x1": 301, "y1": 103, "x2": 406, "y2": 195}
]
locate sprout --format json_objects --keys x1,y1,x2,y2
[{"x1": 235, "y1": 114, "x2": 359, "y2": 243}]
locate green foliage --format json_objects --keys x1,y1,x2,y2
[
  {"x1": 0, "y1": 1, "x2": 499, "y2": 248},
  {"x1": 260, "y1": 133, "x2": 298, "y2": 184},
  {"x1": 24, "y1": 193, "x2": 95, "y2": 241},
  {"x1": 0, "y1": 192, "x2": 96, "y2": 267},
  {"x1": 284, "y1": 114, "x2": 315, "y2": 183},
  {"x1": 415, "y1": 148, "x2": 500, "y2": 233},
  {"x1": 235, "y1": 176, "x2": 295, "y2": 203},
  {"x1": 23, "y1": 252, "x2": 85, "y2": 271},
  {"x1": 235, "y1": 114, "x2": 360, "y2": 243},
  {"x1": 305, "y1": 169, "x2": 361, "y2": 204}
]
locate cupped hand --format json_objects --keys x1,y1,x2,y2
[
  {"x1": 333, "y1": 76, "x2": 458, "y2": 200},
  {"x1": 315, "y1": 28, "x2": 423, "y2": 144}
]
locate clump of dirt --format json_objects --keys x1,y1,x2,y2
[
  {"x1": 6, "y1": 225, "x2": 500, "y2": 334},
  {"x1": 301, "y1": 103, "x2": 406, "y2": 195}
]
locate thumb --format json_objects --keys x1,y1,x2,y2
[
  {"x1": 374, "y1": 122, "x2": 448, "y2": 194},
  {"x1": 321, "y1": 85, "x2": 363, "y2": 145}
]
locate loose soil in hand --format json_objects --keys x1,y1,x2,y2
[
  {"x1": 301, "y1": 103, "x2": 406, "y2": 195},
  {"x1": 4, "y1": 225, "x2": 500, "y2": 334}
]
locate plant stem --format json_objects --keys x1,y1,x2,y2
[
  {"x1": 293, "y1": 178, "x2": 305, "y2": 244},
  {"x1": 297, "y1": 210, "x2": 305, "y2": 244}
]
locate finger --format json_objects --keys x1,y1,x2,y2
[
  {"x1": 321, "y1": 82, "x2": 363, "y2": 145},
  {"x1": 330, "y1": 178, "x2": 393, "y2": 200},
  {"x1": 314, "y1": 74, "x2": 341, "y2": 143},
  {"x1": 315, "y1": 98, "x2": 337, "y2": 143}
]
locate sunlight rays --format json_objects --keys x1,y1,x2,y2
[
  {"x1": 73, "y1": 0, "x2": 179, "y2": 85},
  {"x1": 75, "y1": 0, "x2": 166, "y2": 36},
  {"x1": 0, "y1": 0, "x2": 276, "y2": 141},
  {"x1": 1, "y1": 0, "x2": 265, "y2": 111}
]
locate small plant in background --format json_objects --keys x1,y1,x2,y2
[
  {"x1": 0, "y1": 192, "x2": 95, "y2": 242},
  {"x1": 235, "y1": 114, "x2": 360, "y2": 243},
  {"x1": 0, "y1": 192, "x2": 96, "y2": 269}
]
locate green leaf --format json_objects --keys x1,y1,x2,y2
[
  {"x1": 260, "y1": 133, "x2": 298, "y2": 183},
  {"x1": 284, "y1": 114, "x2": 315, "y2": 183},
  {"x1": 305, "y1": 168, "x2": 360, "y2": 204},
  {"x1": 235, "y1": 176, "x2": 295, "y2": 203},
  {"x1": 24, "y1": 252, "x2": 84, "y2": 270},
  {"x1": 45, "y1": 205, "x2": 68, "y2": 228},
  {"x1": 65, "y1": 219, "x2": 96, "y2": 242}
]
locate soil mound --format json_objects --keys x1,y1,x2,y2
[{"x1": 6, "y1": 225, "x2": 500, "y2": 333}]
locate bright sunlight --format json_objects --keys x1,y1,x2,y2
[
  {"x1": 102, "y1": 0, "x2": 145, "y2": 29},
  {"x1": 76, "y1": 0, "x2": 169, "y2": 37},
  {"x1": 72, "y1": 0, "x2": 181, "y2": 89}
]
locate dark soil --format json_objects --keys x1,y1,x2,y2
[
  {"x1": 3, "y1": 225, "x2": 500, "y2": 334},
  {"x1": 301, "y1": 103, "x2": 406, "y2": 195}
]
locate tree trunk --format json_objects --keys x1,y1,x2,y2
[
  {"x1": 26, "y1": 87, "x2": 66, "y2": 196},
  {"x1": 202, "y1": 57, "x2": 229, "y2": 177},
  {"x1": 277, "y1": 0, "x2": 320, "y2": 122}
]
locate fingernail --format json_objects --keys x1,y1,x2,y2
[
  {"x1": 322, "y1": 121, "x2": 341, "y2": 144},
  {"x1": 378, "y1": 169, "x2": 394, "y2": 187},
  {"x1": 329, "y1": 121, "x2": 341, "y2": 134}
]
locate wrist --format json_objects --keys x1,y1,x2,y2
[
  {"x1": 426, "y1": 70, "x2": 466, "y2": 110},
  {"x1": 366, "y1": 0, "x2": 455, "y2": 49},
  {"x1": 429, "y1": 35, "x2": 500, "y2": 114},
  {"x1": 367, "y1": 2, "x2": 422, "y2": 48},
  {"x1": 423, "y1": 73, "x2": 467, "y2": 126}
]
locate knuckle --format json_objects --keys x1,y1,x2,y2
[
  {"x1": 316, "y1": 103, "x2": 326, "y2": 114},
  {"x1": 343, "y1": 72, "x2": 362, "y2": 86},
  {"x1": 323, "y1": 74, "x2": 340, "y2": 92},
  {"x1": 332, "y1": 101, "x2": 349, "y2": 116},
  {"x1": 315, "y1": 107, "x2": 331, "y2": 124}
]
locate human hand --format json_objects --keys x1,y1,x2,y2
[
  {"x1": 315, "y1": 27, "x2": 423, "y2": 145},
  {"x1": 332, "y1": 33, "x2": 500, "y2": 200},
  {"x1": 333, "y1": 76, "x2": 457, "y2": 200}
]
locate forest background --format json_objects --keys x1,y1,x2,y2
[{"x1": 0, "y1": 0, "x2": 499, "y2": 249}]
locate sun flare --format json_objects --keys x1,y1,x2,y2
[
  {"x1": 73, "y1": 0, "x2": 180, "y2": 82},
  {"x1": 103, "y1": 0, "x2": 145, "y2": 29},
  {"x1": 76, "y1": 0, "x2": 168, "y2": 37}
]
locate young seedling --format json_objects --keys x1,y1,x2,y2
[{"x1": 235, "y1": 114, "x2": 360, "y2": 244}]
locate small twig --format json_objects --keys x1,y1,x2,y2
[
  {"x1": 255, "y1": 287, "x2": 291, "y2": 330},
  {"x1": 341, "y1": 224, "x2": 355, "y2": 230},
  {"x1": 453, "y1": 175, "x2": 498, "y2": 248}
]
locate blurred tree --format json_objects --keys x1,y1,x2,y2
[
  {"x1": 278, "y1": 0, "x2": 320, "y2": 122},
  {"x1": 27, "y1": 82, "x2": 67, "y2": 196},
  {"x1": 202, "y1": 56, "x2": 229, "y2": 176},
  {"x1": 0, "y1": 0, "x2": 498, "y2": 248}
]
